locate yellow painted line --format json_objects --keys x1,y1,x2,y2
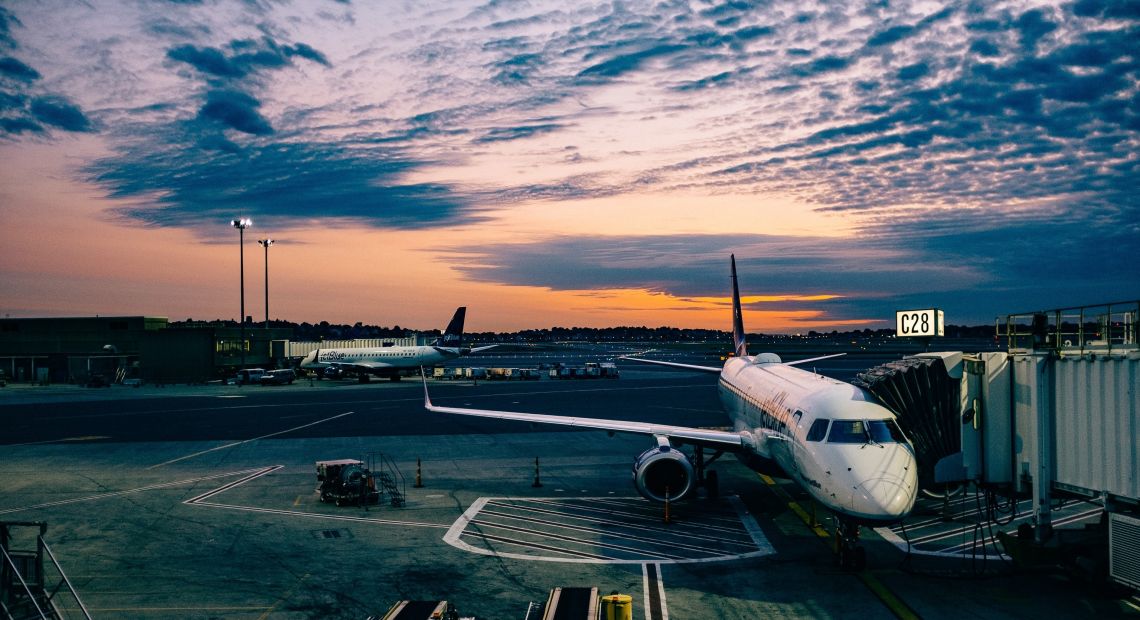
[
  {"x1": 258, "y1": 572, "x2": 310, "y2": 620},
  {"x1": 757, "y1": 473, "x2": 918, "y2": 620},
  {"x1": 293, "y1": 495, "x2": 303, "y2": 507},
  {"x1": 857, "y1": 572, "x2": 921, "y2": 620},
  {"x1": 758, "y1": 474, "x2": 829, "y2": 538}
]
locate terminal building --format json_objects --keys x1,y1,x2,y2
[
  {"x1": 0, "y1": 317, "x2": 289, "y2": 384},
  {"x1": 0, "y1": 316, "x2": 431, "y2": 385}
]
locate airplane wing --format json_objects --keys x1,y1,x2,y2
[
  {"x1": 421, "y1": 378, "x2": 746, "y2": 450},
  {"x1": 467, "y1": 345, "x2": 498, "y2": 353},
  {"x1": 619, "y1": 356, "x2": 723, "y2": 373},
  {"x1": 782, "y1": 353, "x2": 846, "y2": 366},
  {"x1": 622, "y1": 352, "x2": 845, "y2": 372}
]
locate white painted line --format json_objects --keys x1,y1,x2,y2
[
  {"x1": 0, "y1": 467, "x2": 276, "y2": 516},
  {"x1": 642, "y1": 563, "x2": 669, "y2": 620},
  {"x1": 148, "y1": 410, "x2": 355, "y2": 469},
  {"x1": 191, "y1": 501, "x2": 449, "y2": 529},
  {"x1": 441, "y1": 495, "x2": 776, "y2": 565}
]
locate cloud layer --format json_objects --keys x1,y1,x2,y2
[{"x1": 1, "y1": 0, "x2": 1137, "y2": 325}]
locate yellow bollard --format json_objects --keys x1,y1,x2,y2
[
  {"x1": 600, "y1": 593, "x2": 633, "y2": 620},
  {"x1": 414, "y1": 457, "x2": 423, "y2": 488}
]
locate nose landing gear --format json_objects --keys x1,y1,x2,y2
[{"x1": 835, "y1": 518, "x2": 867, "y2": 570}]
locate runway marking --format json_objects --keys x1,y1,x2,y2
[
  {"x1": 443, "y1": 496, "x2": 775, "y2": 564},
  {"x1": 147, "y1": 410, "x2": 355, "y2": 469},
  {"x1": 643, "y1": 562, "x2": 668, "y2": 620},
  {"x1": 0, "y1": 467, "x2": 276, "y2": 516}
]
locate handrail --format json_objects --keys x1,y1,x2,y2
[
  {"x1": 0, "y1": 544, "x2": 48, "y2": 619},
  {"x1": 41, "y1": 539, "x2": 92, "y2": 620},
  {"x1": 998, "y1": 300, "x2": 1140, "y2": 354}
]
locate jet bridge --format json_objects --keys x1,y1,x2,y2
[{"x1": 856, "y1": 301, "x2": 1140, "y2": 590}]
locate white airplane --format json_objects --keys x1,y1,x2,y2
[
  {"x1": 301, "y1": 307, "x2": 495, "y2": 382},
  {"x1": 423, "y1": 256, "x2": 918, "y2": 568}
]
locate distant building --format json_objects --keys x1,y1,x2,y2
[
  {"x1": 0, "y1": 316, "x2": 292, "y2": 385},
  {"x1": 0, "y1": 316, "x2": 167, "y2": 384}
]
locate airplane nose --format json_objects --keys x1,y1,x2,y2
[{"x1": 851, "y1": 475, "x2": 916, "y2": 520}]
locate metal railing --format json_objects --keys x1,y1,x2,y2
[
  {"x1": 1, "y1": 522, "x2": 91, "y2": 620},
  {"x1": 998, "y1": 300, "x2": 1140, "y2": 355}
]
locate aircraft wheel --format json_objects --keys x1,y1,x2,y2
[{"x1": 705, "y1": 470, "x2": 719, "y2": 499}]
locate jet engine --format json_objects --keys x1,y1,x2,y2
[{"x1": 632, "y1": 437, "x2": 695, "y2": 502}]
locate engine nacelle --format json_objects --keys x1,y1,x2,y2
[{"x1": 632, "y1": 438, "x2": 695, "y2": 502}]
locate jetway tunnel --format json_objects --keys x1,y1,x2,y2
[{"x1": 852, "y1": 354, "x2": 963, "y2": 495}]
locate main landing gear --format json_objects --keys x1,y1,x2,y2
[
  {"x1": 692, "y1": 446, "x2": 723, "y2": 499},
  {"x1": 835, "y1": 518, "x2": 867, "y2": 570}
]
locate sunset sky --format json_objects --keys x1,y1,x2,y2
[{"x1": 1, "y1": 1, "x2": 1137, "y2": 333}]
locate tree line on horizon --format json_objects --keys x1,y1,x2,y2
[{"x1": 168, "y1": 318, "x2": 996, "y2": 343}]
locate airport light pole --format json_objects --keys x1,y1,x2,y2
[
  {"x1": 258, "y1": 238, "x2": 274, "y2": 329},
  {"x1": 232, "y1": 218, "x2": 251, "y2": 368}
]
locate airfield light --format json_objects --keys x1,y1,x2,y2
[{"x1": 258, "y1": 238, "x2": 275, "y2": 329}]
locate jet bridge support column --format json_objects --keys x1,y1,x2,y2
[{"x1": 1012, "y1": 353, "x2": 1054, "y2": 543}]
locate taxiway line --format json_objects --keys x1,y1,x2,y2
[{"x1": 147, "y1": 410, "x2": 355, "y2": 469}]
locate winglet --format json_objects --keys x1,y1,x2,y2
[{"x1": 731, "y1": 255, "x2": 747, "y2": 358}]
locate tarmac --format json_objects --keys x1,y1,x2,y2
[{"x1": 1, "y1": 369, "x2": 1137, "y2": 619}]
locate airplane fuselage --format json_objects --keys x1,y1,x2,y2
[
  {"x1": 300, "y1": 346, "x2": 461, "y2": 376},
  {"x1": 718, "y1": 356, "x2": 918, "y2": 525}
]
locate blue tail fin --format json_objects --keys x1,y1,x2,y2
[
  {"x1": 731, "y1": 255, "x2": 747, "y2": 357},
  {"x1": 435, "y1": 307, "x2": 466, "y2": 347}
]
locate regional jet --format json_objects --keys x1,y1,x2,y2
[
  {"x1": 301, "y1": 307, "x2": 495, "y2": 381},
  {"x1": 422, "y1": 257, "x2": 917, "y2": 568}
]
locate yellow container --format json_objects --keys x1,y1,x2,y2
[{"x1": 600, "y1": 594, "x2": 633, "y2": 620}]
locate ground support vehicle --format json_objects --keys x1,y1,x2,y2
[{"x1": 316, "y1": 459, "x2": 380, "y2": 506}]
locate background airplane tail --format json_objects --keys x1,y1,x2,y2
[
  {"x1": 435, "y1": 307, "x2": 466, "y2": 347},
  {"x1": 731, "y1": 255, "x2": 748, "y2": 358}
]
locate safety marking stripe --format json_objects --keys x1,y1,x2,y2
[
  {"x1": 469, "y1": 519, "x2": 683, "y2": 560},
  {"x1": 443, "y1": 496, "x2": 776, "y2": 565},
  {"x1": 482, "y1": 503, "x2": 755, "y2": 545},
  {"x1": 643, "y1": 562, "x2": 668, "y2": 620},
  {"x1": 460, "y1": 530, "x2": 614, "y2": 560},
  {"x1": 507, "y1": 497, "x2": 747, "y2": 532},
  {"x1": 876, "y1": 507, "x2": 1105, "y2": 558},
  {"x1": 477, "y1": 508, "x2": 758, "y2": 553},
  {"x1": 935, "y1": 508, "x2": 1104, "y2": 556}
]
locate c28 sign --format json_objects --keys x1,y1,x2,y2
[{"x1": 895, "y1": 309, "x2": 944, "y2": 338}]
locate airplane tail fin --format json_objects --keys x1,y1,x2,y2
[
  {"x1": 435, "y1": 307, "x2": 466, "y2": 348},
  {"x1": 731, "y1": 255, "x2": 747, "y2": 358}
]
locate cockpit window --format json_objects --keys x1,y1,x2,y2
[
  {"x1": 805, "y1": 419, "x2": 830, "y2": 442},
  {"x1": 868, "y1": 419, "x2": 907, "y2": 443},
  {"x1": 827, "y1": 419, "x2": 906, "y2": 444},
  {"x1": 827, "y1": 420, "x2": 868, "y2": 443}
]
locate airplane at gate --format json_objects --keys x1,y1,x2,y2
[
  {"x1": 422, "y1": 257, "x2": 918, "y2": 567},
  {"x1": 301, "y1": 307, "x2": 495, "y2": 381}
]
